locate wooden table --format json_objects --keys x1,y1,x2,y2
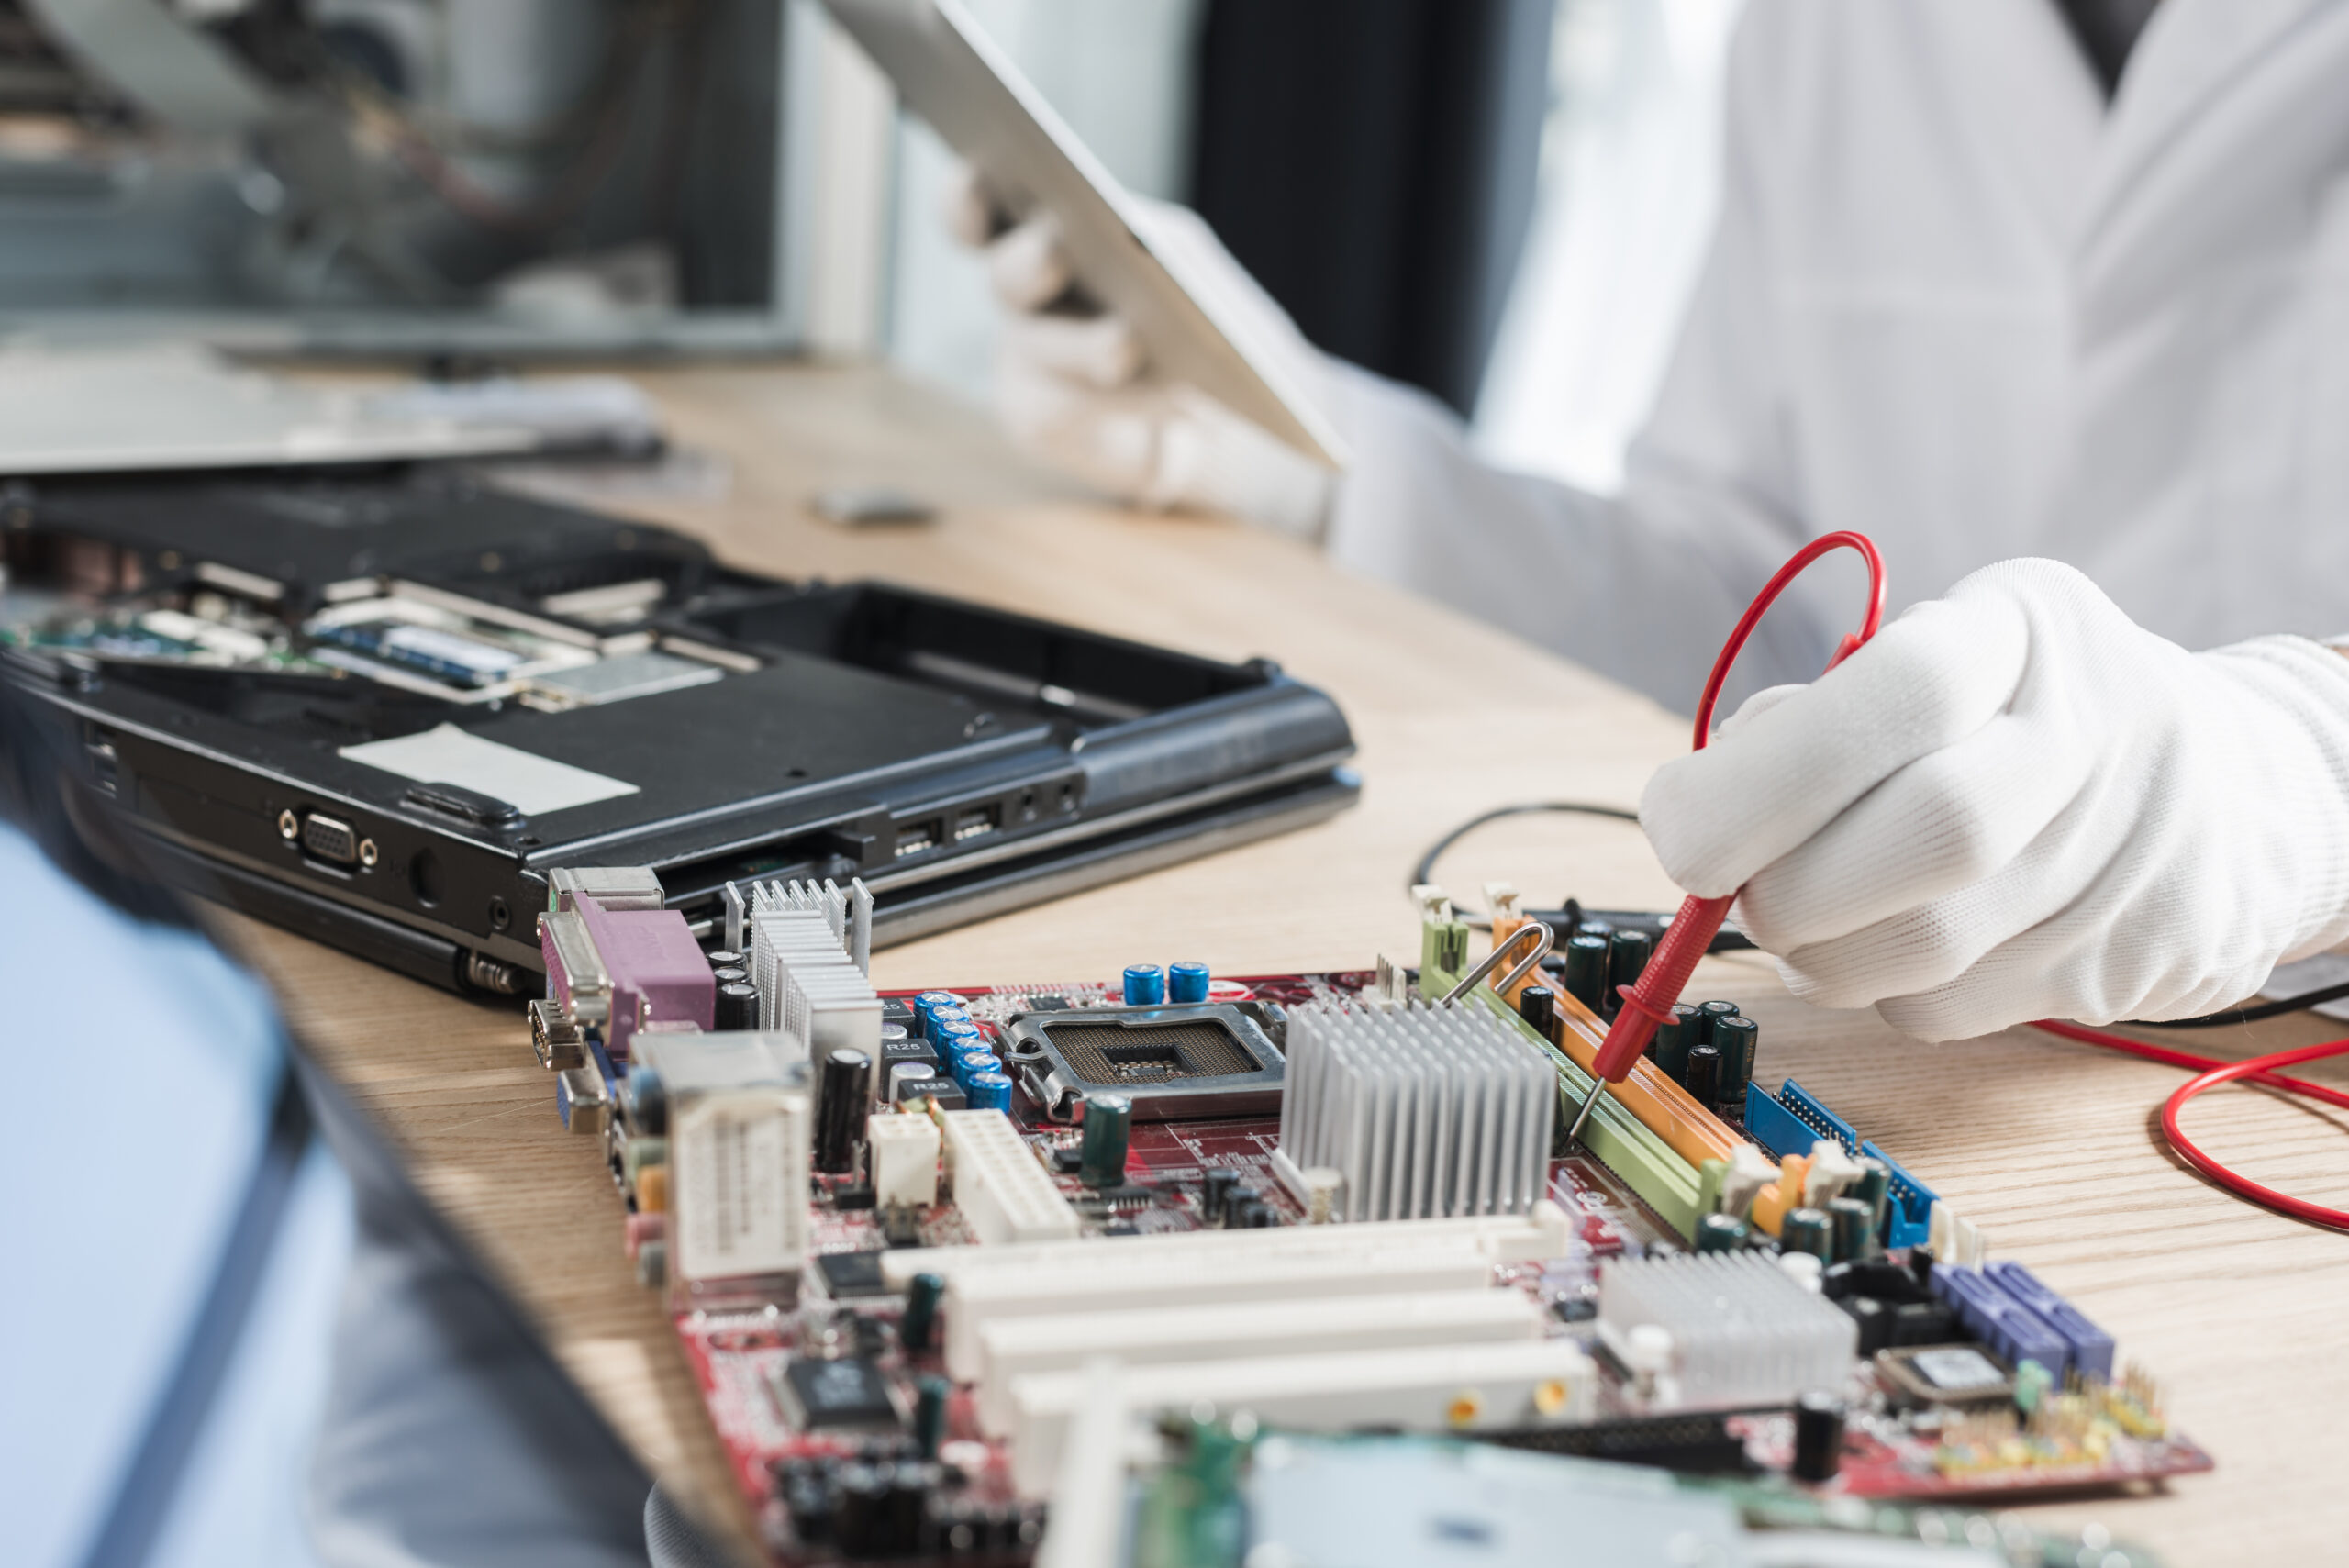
[{"x1": 238, "y1": 362, "x2": 2348, "y2": 1568}]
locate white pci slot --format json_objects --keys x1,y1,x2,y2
[
  {"x1": 881, "y1": 1200, "x2": 1574, "y2": 1293},
  {"x1": 1008, "y1": 1340, "x2": 1599, "y2": 1496},
  {"x1": 944, "y1": 1248, "x2": 1499, "y2": 1379},
  {"x1": 974, "y1": 1289, "x2": 1547, "y2": 1436},
  {"x1": 941, "y1": 1110, "x2": 1079, "y2": 1248}
]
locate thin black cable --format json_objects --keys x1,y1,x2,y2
[
  {"x1": 2128, "y1": 980, "x2": 2349, "y2": 1029},
  {"x1": 1409, "y1": 802, "x2": 1642, "y2": 928}
]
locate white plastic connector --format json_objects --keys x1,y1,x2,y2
[
  {"x1": 867, "y1": 1111, "x2": 941, "y2": 1209},
  {"x1": 1008, "y1": 1340, "x2": 1598, "y2": 1497},
  {"x1": 879, "y1": 1202, "x2": 1574, "y2": 1293},
  {"x1": 1803, "y1": 1140, "x2": 1865, "y2": 1208},
  {"x1": 1718, "y1": 1144, "x2": 1778, "y2": 1222},
  {"x1": 974, "y1": 1289, "x2": 1547, "y2": 1436},
  {"x1": 941, "y1": 1110, "x2": 1079, "y2": 1248},
  {"x1": 943, "y1": 1247, "x2": 1500, "y2": 1379},
  {"x1": 1927, "y1": 1200, "x2": 1989, "y2": 1267}
]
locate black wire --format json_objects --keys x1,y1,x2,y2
[
  {"x1": 1409, "y1": 802, "x2": 1643, "y2": 928},
  {"x1": 2128, "y1": 980, "x2": 2349, "y2": 1029}
]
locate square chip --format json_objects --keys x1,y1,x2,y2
[
  {"x1": 777, "y1": 1356, "x2": 901, "y2": 1429},
  {"x1": 814, "y1": 1249, "x2": 890, "y2": 1298},
  {"x1": 1876, "y1": 1343, "x2": 2015, "y2": 1407}
]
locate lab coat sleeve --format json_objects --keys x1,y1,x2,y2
[{"x1": 1319, "y1": 0, "x2": 1840, "y2": 713}]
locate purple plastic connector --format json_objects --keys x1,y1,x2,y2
[
  {"x1": 1985, "y1": 1261, "x2": 2116, "y2": 1382},
  {"x1": 573, "y1": 895, "x2": 713, "y2": 1061},
  {"x1": 1932, "y1": 1265, "x2": 2071, "y2": 1380}
]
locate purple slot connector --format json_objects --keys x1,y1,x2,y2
[
  {"x1": 1985, "y1": 1261, "x2": 2116, "y2": 1382},
  {"x1": 1932, "y1": 1265, "x2": 2070, "y2": 1379},
  {"x1": 573, "y1": 895, "x2": 713, "y2": 1061}
]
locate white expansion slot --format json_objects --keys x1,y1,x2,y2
[
  {"x1": 1008, "y1": 1340, "x2": 1599, "y2": 1496},
  {"x1": 941, "y1": 1110, "x2": 1079, "y2": 1247},
  {"x1": 942, "y1": 1247, "x2": 1501, "y2": 1379},
  {"x1": 879, "y1": 1199, "x2": 1574, "y2": 1292},
  {"x1": 973, "y1": 1288, "x2": 1547, "y2": 1436}
]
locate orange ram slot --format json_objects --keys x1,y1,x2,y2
[{"x1": 1487, "y1": 917, "x2": 1744, "y2": 1170}]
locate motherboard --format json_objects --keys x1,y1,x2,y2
[{"x1": 524, "y1": 867, "x2": 2206, "y2": 1565}]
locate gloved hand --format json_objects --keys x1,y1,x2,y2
[
  {"x1": 1640, "y1": 559, "x2": 2349, "y2": 1040},
  {"x1": 942, "y1": 167, "x2": 1337, "y2": 538}
]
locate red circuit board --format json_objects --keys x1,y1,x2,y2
[{"x1": 584, "y1": 970, "x2": 2211, "y2": 1556}]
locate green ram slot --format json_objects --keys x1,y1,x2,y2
[{"x1": 1419, "y1": 927, "x2": 1704, "y2": 1239}]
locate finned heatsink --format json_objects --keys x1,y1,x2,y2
[
  {"x1": 1597, "y1": 1251, "x2": 1857, "y2": 1409},
  {"x1": 1274, "y1": 1000, "x2": 1555, "y2": 1222}
]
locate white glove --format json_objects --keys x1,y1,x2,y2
[
  {"x1": 943, "y1": 169, "x2": 1336, "y2": 538},
  {"x1": 1640, "y1": 559, "x2": 2349, "y2": 1040}
]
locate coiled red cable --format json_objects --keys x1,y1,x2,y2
[{"x1": 2032, "y1": 1021, "x2": 2349, "y2": 1231}]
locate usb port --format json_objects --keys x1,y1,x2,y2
[
  {"x1": 300, "y1": 812, "x2": 358, "y2": 865},
  {"x1": 953, "y1": 806, "x2": 998, "y2": 841},
  {"x1": 895, "y1": 820, "x2": 940, "y2": 858}
]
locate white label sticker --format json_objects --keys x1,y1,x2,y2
[
  {"x1": 1910, "y1": 1346, "x2": 2008, "y2": 1391},
  {"x1": 674, "y1": 1095, "x2": 805, "y2": 1282},
  {"x1": 339, "y1": 723, "x2": 639, "y2": 816}
]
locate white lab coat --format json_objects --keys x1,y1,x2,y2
[{"x1": 1324, "y1": 0, "x2": 2349, "y2": 714}]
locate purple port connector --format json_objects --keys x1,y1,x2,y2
[{"x1": 573, "y1": 895, "x2": 713, "y2": 1061}]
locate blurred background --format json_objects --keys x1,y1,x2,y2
[{"x1": 0, "y1": 0, "x2": 1741, "y2": 494}]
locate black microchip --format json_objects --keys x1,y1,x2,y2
[
  {"x1": 781, "y1": 1356, "x2": 900, "y2": 1429},
  {"x1": 882, "y1": 997, "x2": 919, "y2": 1027},
  {"x1": 816, "y1": 1249, "x2": 890, "y2": 1298},
  {"x1": 882, "y1": 1036, "x2": 942, "y2": 1072},
  {"x1": 1026, "y1": 995, "x2": 1071, "y2": 1012}
]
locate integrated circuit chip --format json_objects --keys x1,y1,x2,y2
[{"x1": 777, "y1": 1356, "x2": 901, "y2": 1429}]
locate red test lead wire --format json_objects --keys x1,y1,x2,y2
[
  {"x1": 1564, "y1": 531, "x2": 1889, "y2": 1145},
  {"x1": 2032, "y1": 1020, "x2": 2349, "y2": 1232}
]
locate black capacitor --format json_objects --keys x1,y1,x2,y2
[
  {"x1": 1783, "y1": 1207, "x2": 1833, "y2": 1262},
  {"x1": 900, "y1": 1273, "x2": 944, "y2": 1352},
  {"x1": 1791, "y1": 1394, "x2": 1846, "y2": 1483},
  {"x1": 915, "y1": 1375, "x2": 950, "y2": 1459},
  {"x1": 1852, "y1": 1160, "x2": 1892, "y2": 1241},
  {"x1": 711, "y1": 965, "x2": 750, "y2": 988},
  {"x1": 1604, "y1": 929, "x2": 1652, "y2": 1017},
  {"x1": 1828, "y1": 1196, "x2": 1876, "y2": 1263},
  {"x1": 1712, "y1": 1015, "x2": 1759, "y2": 1106},
  {"x1": 1561, "y1": 935, "x2": 1610, "y2": 1012},
  {"x1": 1240, "y1": 1201, "x2": 1275, "y2": 1229},
  {"x1": 1697, "y1": 999, "x2": 1742, "y2": 1040},
  {"x1": 1682, "y1": 1043, "x2": 1722, "y2": 1109},
  {"x1": 816, "y1": 1049, "x2": 871, "y2": 1173},
  {"x1": 1518, "y1": 985, "x2": 1558, "y2": 1039},
  {"x1": 1695, "y1": 1213, "x2": 1748, "y2": 1252},
  {"x1": 831, "y1": 1462, "x2": 898, "y2": 1559},
  {"x1": 706, "y1": 949, "x2": 747, "y2": 971},
  {"x1": 1202, "y1": 1170, "x2": 1240, "y2": 1225},
  {"x1": 1648, "y1": 1002, "x2": 1704, "y2": 1082},
  {"x1": 884, "y1": 1463, "x2": 932, "y2": 1555},
  {"x1": 716, "y1": 981, "x2": 761, "y2": 1031}
]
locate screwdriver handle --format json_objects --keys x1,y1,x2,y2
[{"x1": 1590, "y1": 892, "x2": 1733, "y2": 1083}]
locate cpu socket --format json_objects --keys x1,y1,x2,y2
[{"x1": 1006, "y1": 1002, "x2": 1286, "y2": 1121}]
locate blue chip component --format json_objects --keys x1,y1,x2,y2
[
  {"x1": 1986, "y1": 1262, "x2": 2116, "y2": 1382},
  {"x1": 1932, "y1": 1266, "x2": 2073, "y2": 1380},
  {"x1": 1168, "y1": 962, "x2": 1211, "y2": 1004},
  {"x1": 964, "y1": 1070, "x2": 1013, "y2": 1112},
  {"x1": 1123, "y1": 964, "x2": 1166, "y2": 1006},
  {"x1": 1860, "y1": 1140, "x2": 1940, "y2": 1251}
]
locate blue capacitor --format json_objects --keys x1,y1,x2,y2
[
  {"x1": 914, "y1": 991, "x2": 964, "y2": 1026},
  {"x1": 1167, "y1": 962, "x2": 1210, "y2": 1004},
  {"x1": 964, "y1": 1070, "x2": 1013, "y2": 1112},
  {"x1": 934, "y1": 1019, "x2": 983, "y2": 1053},
  {"x1": 1122, "y1": 964, "x2": 1166, "y2": 1006},
  {"x1": 924, "y1": 1006, "x2": 974, "y2": 1044},
  {"x1": 949, "y1": 1045, "x2": 997, "y2": 1084}
]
